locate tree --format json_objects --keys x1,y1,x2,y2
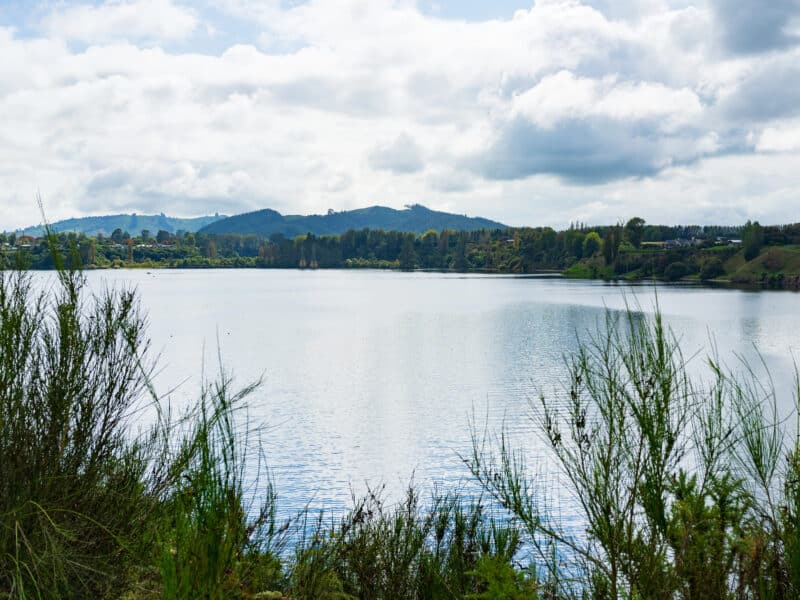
[
  {"x1": 453, "y1": 234, "x2": 468, "y2": 270},
  {"x1": 624, "y1": 217, "x2": 645, "y2": 248},
  {"x1": 111, "y1": 228, "x2": 124, "y2": 244},
  {"x1": 399, "y1": 234, "x2": 416, "y2": 271},
  {"x1": 700, "y1": 257, "x2": 724, "y2": 280},
  {"x1": 583, "y1": 231, "x2": 602, "y2": 257},
  {"x1": 140, "y1": 229, "x2": 151, "y2": 242},
  {"x1": 603, "y1": 225, "x2": 622, "y2": 264},
  {"x1": 742, "y1": 221, "x2": 764, "y2": 261}
]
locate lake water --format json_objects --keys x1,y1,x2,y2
[{"x1": 79, "y1": 269, "x2": 800, "y2": 520}]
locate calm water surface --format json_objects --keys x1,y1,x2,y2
[{"x1": 79, "y1": 269, "x2": 800, "y2": 519}]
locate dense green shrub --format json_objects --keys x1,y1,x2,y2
[
  {"x1": 664, "y1": 261, "x2": 692, "y2": 280},
  {"x1": 700, "y1": 257, "x2": 725, "y2": 280}
]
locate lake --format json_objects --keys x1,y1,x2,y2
[{"x1": 79, "y1": 269, "x2": 800, "y2": 520}]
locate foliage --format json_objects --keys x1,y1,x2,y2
[
  {"x1": 700, "y1": 257, "x2": 725, "y2": 280},
  {"x1": 0, "y1": 263, "x2": 284, "y2": 599},
  {"x1": 470, "y1": 300, "x2": 800, "y2": 598},
  {"x1": 6, "y1": 216, "x2": 800, "y2": 289},
  {"x1": 582, "y1": 232, "x2": 602, "y2": 257},
  {"x1": 624, "y1": 217, "x2": 645, "y2": 248},
  {"x1": 0, "y1": 269, "x2": 158, "y2": 598},
  {"x1": 742, "y1": 221, "x2": 764, "y2": 261}
]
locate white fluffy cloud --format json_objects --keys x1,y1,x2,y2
[
  {"x1": 1, "y1": 0, "x2": 799, "y2": 229},
  {"x1": 42, "y1": 0, "x2": 198, "y2": 44}
]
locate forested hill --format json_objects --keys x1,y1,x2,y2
[
  {"x1": 16, "y1": 213, "x2": 226, "y2": 237},
  {"x1": 199, "y1": 204, "x2": 506, "y2": 237}
]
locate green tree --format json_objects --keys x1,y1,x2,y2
[
  {"x1": 624, "y1": 217, "x2": 645, "y2": 248},
  {"x1": 453, "y1": 234, "x2": 468, "y2": 270},
  {"x1": 398, "y1": 234, "x2": 416, "y2": 271},
  {"x1": 603, "y1": 225, "x2": 621, "y2": 264},
  {"x1": 742, "y1": 220, "x2": 764, "y2": 261},
  {"x1": 700, "y1": 257, "x2": 725, "y2": 280},
  {"x1": 583, "y1": 231, "x2": 602, "y2": 257},
  {"x1": 140, "y1": 229, "x2": 151, "y2": 242}
]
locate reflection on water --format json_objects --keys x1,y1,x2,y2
[{"x1": 70, "y1": 269, "x2": 799, "y2": 519}]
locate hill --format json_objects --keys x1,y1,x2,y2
[
  {"x1": 199, "y1": 204, "x2": 506, "y2": 237},
  {"x1": 14, "y1": 213, "x2": 226, "y2": 237}
]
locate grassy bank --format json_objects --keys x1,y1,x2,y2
[{"x1": 1, "y1": 268, "x2": 799, "y2": 598}]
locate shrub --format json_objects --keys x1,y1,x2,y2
[
  {"x1": 700, "y1": 257, "x2": 725, "y2": 280},
  {"x1": 664, "y1": 261, "x2": 691, "y2": 281},
  {"x1": 763, "y1": 247, "x2": 786, "y2": 271},
  {"x1": 0, "y1": 267, "x2": 283, "y2": 599},
  {"x1": 470, "y1": 301, "x2": 800, "y2": 598}
]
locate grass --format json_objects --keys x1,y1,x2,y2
[
  {"x1": 1, "y1": 258, "x2": 800, "y2": 597},
  {"x1": 726, "y1": 245, "x2": 800, "y2": 285}
]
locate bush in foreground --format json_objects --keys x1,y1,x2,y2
[{"x1": 470, "y1": 303, "x2": 800, "y2": 598}]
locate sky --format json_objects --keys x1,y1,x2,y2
[{"x1": 1, "y1": 0, "x2": 799, "y2": 229}]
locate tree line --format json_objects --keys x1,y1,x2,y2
[{"x1": 3, "y1": 220, "x2": 799, "y2": 285}]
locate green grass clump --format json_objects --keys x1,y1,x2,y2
[
  {"x1": 0, "y1": 269, "x2": 158, "y2": 597},
  {"x1": 0, "y1": 267, "x2": 285, "y2": 599},
  {"x1": 470, "y1": 299, "x2": 800, "y2": 598}
]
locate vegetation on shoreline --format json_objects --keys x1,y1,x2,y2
[
  {"x1": 2, "y1": 247, "x2": 800, "y2": 597},
  {"x1": 3, "y1": 218, "x2": 799, "y2": 289}
]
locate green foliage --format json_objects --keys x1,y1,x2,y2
[
  {"x1": 467, "y1": 555, "x2": 538, "y2": 599},
  {"x1": 0, "y1": 257, "x2": 285, "y2": 599},
  {"x1": 700, "y1": 257, "x2": 725, "y2": 280},
  {"x1": 0, "y1": 269, "x2": 157, "y2": 598},
  {"x1": 583, "y1": 231, "x2": 602, "y2": 257},
  {"x1": 157, "y1": 374, "x2": 281, "y2": 600},
  {"x1": 471, "y1": 300, "x2": 800, "y2": 598},
  {"x1": 743, "y1": 221, "x2": 764, "y2": 261},
  {"x1": 624, "y1": 217, "x2": 645, "y2": 248},
  {"x1": 664, "y1": 261, "x2": 692, "y2": 280}
]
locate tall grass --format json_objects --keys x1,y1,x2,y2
[
  {"x1": 0, "y1": 268, "x2": 157, "y2": 597},
  {"x1": 1, "y1": 261, "x2": 799, "y2": 598},
  {"x1": 470, "y1": 301, "x2": 800, "y2": 598},
  {"x1": 0, "y1": 267, "x2": 285, "y2": 598}
]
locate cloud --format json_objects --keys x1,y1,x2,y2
[
  {"x1": 1, "y1": 0, "x2": 800, "y2": 229},
  {"x1": 719, "y1": 52, "x2": 800, "y2": 121},
  {"x1": 710, "y1": 0, "x2": 800, "y2": 54},
  {"x1": 509, "y1": 71, "x2": 702, "y2": 129},
  {"x1": 42, "y1": 0, "x2": 198, "y2": 44},
  {"x1": 466, "y1": 70, "x2": 710, "y2": 183},
  {"x1": 756, "y1": 121, "x2": 800, "y2": 152},
  {"x1": 467, "y1": 118, "x2": 667, "y2": 183},
  {"x1": 368, "y1": 133, "x2": 425, "y2": 174}
]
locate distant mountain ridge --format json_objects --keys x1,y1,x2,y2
[
  {"x1": 14, "y1": 213, "x2": 226, "y2": 237},
  {"x1": 200, "y1": 204, "x2": 506, "y2": 237}
]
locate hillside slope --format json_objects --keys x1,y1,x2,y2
[
  {"x1": 200, "y1": 204, "x2": 506, "y2": 237},
  {"x1": 15, "y1": 213, "x2": 226, "y2": 237}
]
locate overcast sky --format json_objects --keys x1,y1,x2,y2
[{"x1": 1, "y1": 0, "x2": 799, "y2": 229}]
